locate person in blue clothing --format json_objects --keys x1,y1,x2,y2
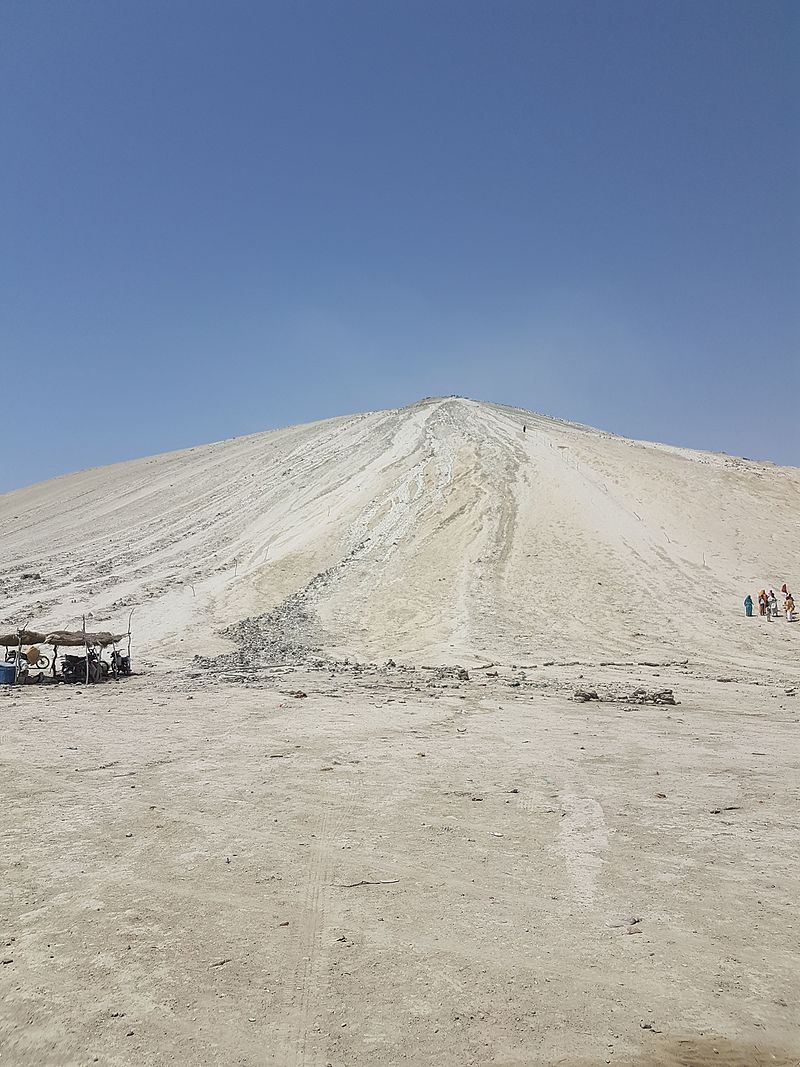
[{"x1": 744, "y1": 594, "x2": 754, "y2": 617}]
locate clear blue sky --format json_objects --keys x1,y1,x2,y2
[{"x1": 2, "y1": 0, "x2": 798, "y2": 491}]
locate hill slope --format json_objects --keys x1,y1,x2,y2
[{"x1": 1, "y1": 397, "x2": 798, "y2": 673}]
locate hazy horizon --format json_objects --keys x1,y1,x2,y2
[{"x1": 2, "y1": 1, "x2": 797, "y2": 492}]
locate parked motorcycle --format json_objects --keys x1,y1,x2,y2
[
  {"x1": 61, "y1": 650, "x2": 109, "y2": 684},
  {"x1": 110, "y1": 650, "x2": 132, "y2": 676},
  {"x1": 4, "y1": 648, "x2": 50, "y2": 671}
]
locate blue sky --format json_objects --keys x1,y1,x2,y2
[{"x1": 1, "y1": 0, "x2": 797, "y2": 491}]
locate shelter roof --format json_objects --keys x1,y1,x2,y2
[
  {"x1": 0, "y1": 629, "x2": 48, "y2": 646},
  {"x1": 45, "y1": 630, "x2": 127, "y2": 648}
]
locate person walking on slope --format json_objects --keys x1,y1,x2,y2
[
  {"x1": 769, "y1": 590, "x2": 779, "y2": 617},
  {"x1": 785, "y1": 593, "x2": 796, "y2": 621},
  {"x1": 758, "y1": 590, "x2": 768, "y2": 616},
  {"x1": 744, "y1": 594, "x2": 754, "y2": 617}
]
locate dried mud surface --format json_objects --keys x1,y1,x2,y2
[{"x1": 2, "y1": 663, "x2": 798, "y2": 1066}]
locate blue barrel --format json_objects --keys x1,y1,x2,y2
[{"x1": 0, "y1": 663, "x2": 16, "y2": 685}]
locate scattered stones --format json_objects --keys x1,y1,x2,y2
[
  {"x1": 625, "y1": 687, "x2": 677, "y2": 706},
  {"x1": 573, "y1": 689, "x2": 600, "y2": 702},
  {"x1": 430, "y1": 665, "x2": 470, "y2": 684}
]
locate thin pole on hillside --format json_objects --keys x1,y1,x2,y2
[
  {"x1": 14, "y1": 619, "x2": 30, "y2": 685},
  {"x1": 15, "y1": 630, "x2": 22, "y2": 685},
  {"x1": 83, "y1": 615, "x2": 89, "y2": 684},
  {"x1": 127, "y1": 608, "x2": 134, "y2": 663}
]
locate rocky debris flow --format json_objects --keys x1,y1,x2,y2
[
  {"x1": 625, "y1": 686, "x2": 677, "y2": 705},
  {"x1": 196, "y1": 593, "x2": 323, "y2": 672},
  {"x1": 430, "y1": 665, "x2": 470, "y2": 684},
  {"x1": 195, "y1": 544, "x2": 477, "y2": 686},
  {"x1": 572, "y1": 685, "x2": 677, "y2": 706},
  {"x1": 196, "y1": 545, "x2": 376, "y2": 674},
  {"x1": 193, "y1": 639, "x2": 482, "y2": 693},
  {"x1": 194, "y1": 642, "x2": 687, "y2": 710}
]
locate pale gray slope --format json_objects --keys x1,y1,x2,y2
[{"x1": 1, "y1": 397, "x2": 798, "y2": 674}]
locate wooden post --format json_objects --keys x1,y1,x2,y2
[
  {"x1": 14, "y1": 618, "x2": 32, "y2": 685},
  {"x1": 127, "y1": 608, "x2": 134, "y2": 662},
  {"x1": 83, "y1": 615, "x2": 89, "y2": 684},
  {"x1": 14, "y1": 629, "x2": 22, "y2": 685}
]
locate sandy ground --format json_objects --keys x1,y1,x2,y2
[
  {"x1": 2, "y1": 397, "x2": 799, "y2": 1064},
  {"x1": 2, "y1": 660, "x2": 799, "y2": 1066}
]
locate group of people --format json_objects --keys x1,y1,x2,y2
[{"x1": 744, "y1": 583, "x2": 795, "y2": 621}]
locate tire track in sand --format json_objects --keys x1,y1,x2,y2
[{"x1": 275, "y1": 787, "x2": 360, "y2": 1067}]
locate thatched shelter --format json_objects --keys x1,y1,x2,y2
[
  {"x1": 45, "y1": 630, "x2": 128, "y2": 648},
  {"x1": 0, "y1": 630, "x2": 48, "y2": 647}
]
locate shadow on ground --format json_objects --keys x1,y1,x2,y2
[{"x1": 561, "y1": 1035, "x2": 799, "y2": 1066}]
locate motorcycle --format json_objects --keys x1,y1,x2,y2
[
  {"x1": 61, "y1": 649, "x2": 109, "y2": 684},
  {"x1": 4, "y1": 648, "x2": 50, "y2": 671},
  {"x1": 110, "y1": 650, "x2": 132, "y2": 676}
]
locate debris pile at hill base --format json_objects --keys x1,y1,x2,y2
[{"x1": 573, "y1": 686, "x2": 677, "y2": 705}]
